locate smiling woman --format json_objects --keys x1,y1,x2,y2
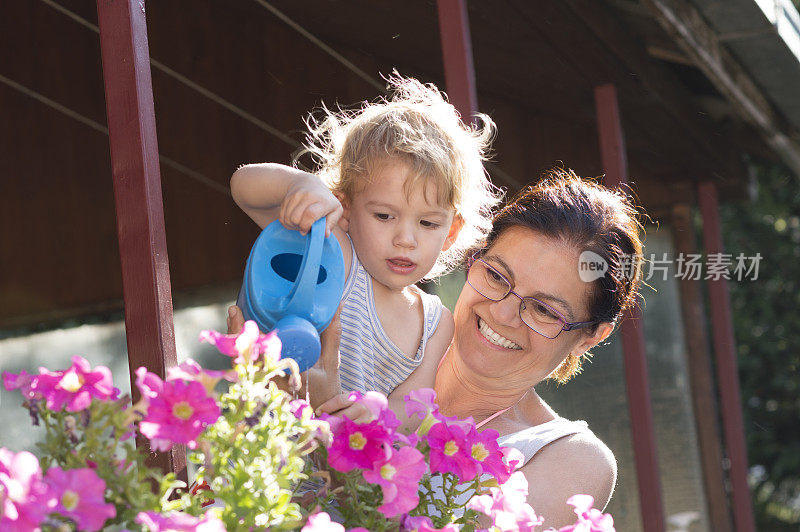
[{"x1": 429, "y1": 168, "x2": 644, "y2": 528}]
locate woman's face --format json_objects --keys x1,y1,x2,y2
[{"x1": 452, "y1": 225, "x2": 611, "y2": 388}]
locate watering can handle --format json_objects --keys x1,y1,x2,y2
[{"x1": 285, "y1": 217, "x2": 326, "y2": 316}]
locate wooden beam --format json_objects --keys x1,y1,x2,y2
[
  {"x1": 560, "y1": 0, "x2": 743, "y2": 180},
  {"x1": 697, "y1": 182, "x2": 756, "y2": 532},
  {"x1": 595, "y1": 85, "x2": 629, "y2": 183},
  {"x1": 595, "y1": 84, "x2": 666, "y2": 532},
  {"x1": 96, "y1": 0, "x2": 185, "y2": 481},
  {"x1": 644, "y1": 0, "x2": 800, "y2": 177},
  {"x1": 436, "y1": 0, "x2": 478, "y2": 122},
  {"x1": 671, "y1": 204, "x2": 734, "y2": 532},
  {"x1": 645, "y1": 44, "x2": 694, "y2": 66}
]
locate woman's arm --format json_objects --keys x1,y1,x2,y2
[
  {"x1": 519, "y1": 432, "x2": 617, "y2": 529},
  {"x1": 304, "y1": 313, "x2": 344, "y2": 408}
]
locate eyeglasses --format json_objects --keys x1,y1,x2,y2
[{"x1": 466, "y1": 252, "x2": 597, "y2": 339}]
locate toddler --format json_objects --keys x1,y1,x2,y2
[{"x1": 230, "y1": 75, "x2": 500, "y2": 409}]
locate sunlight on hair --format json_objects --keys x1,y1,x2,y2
[{"x1": 295, "y1": 73, "x2": 503, "y2": 279}]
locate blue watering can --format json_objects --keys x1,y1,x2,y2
[{"x1": 238, "y1": 218, "x2": 344, "y2": 372}]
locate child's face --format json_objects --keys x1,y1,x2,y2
[{"x1": 343, "y1": 158, "x2": 458, "y2": 293}]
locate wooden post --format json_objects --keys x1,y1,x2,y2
[
  {"x1": 671, "y1": 204, "x2": 734, "y2": 531},
  {"x1": 437, "y1": 0, "x2": 478, "y2": 122},
  {"x1": 594, "y1": 83, "x2": 666, "y2": 532},
  {"x1": 96, "y1": 0, "x2": 185, "y2": 480},
  {"x1": 697, "y1": 182, "x2": 756, "y2": 532}
]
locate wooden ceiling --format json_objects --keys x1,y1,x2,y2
[{"x1": 1, "y1": 0, "x2": 769, "y2": 327}]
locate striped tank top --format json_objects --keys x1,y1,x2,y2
[{"x1": 338, "y1": 237, "x2": 444, "y2": 396}]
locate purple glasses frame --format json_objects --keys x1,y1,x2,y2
[{"x1": 466, "y1": 252, "x2": 597, "y2": 339}]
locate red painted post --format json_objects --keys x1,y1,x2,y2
[
  {"x1": 437, "y1": 0, "x2": 478, "y2": 122},
  {"x1": 697, "y1": 181, "x2": 756, "y2": 532},
  {"x1": 594, "y1": 84, "x2": 666, "y2": 532},
  {"x1": 96, "y1": 0, "x2": 185, "y2": 480}
]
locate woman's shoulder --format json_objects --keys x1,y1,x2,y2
[
  {"x1": 517, "y1": 425, "x2": 617, "y2": 527},
  {"x1": 524, "y1": 426, "x2": 617, "y2": 503},
  {"x1": 498, "y1": 415, "x2": 597, "y2": 460},
  {"x1": 510, "y1": 399, "x2": 616, "y2": 499},
  {"x1": 525, "y1": 415, "x2": 615, "y2": 472},
  {"x1": 543, "y1": 427, "x2": 616, "y2": 471}
]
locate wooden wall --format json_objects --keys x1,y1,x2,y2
[
  {"x1": 1, "y1": 0, "x2": 380, "y2": 328},
  {"x1": 0, "y1": 0, "x2": 755, "y2": 328}
]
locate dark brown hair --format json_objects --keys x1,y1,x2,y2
[{"x1": 486, "y1": 168, "x2": 644, "y2": 382}]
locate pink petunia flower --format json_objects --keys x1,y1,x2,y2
[
  {"x1": 347, "y1": 390, "x2": 386, "y2": 420},
  {"x1": 403, "y1": 388, "x2": 441, "y2": 437},
  {"x1": 435, "y1": 413, "x2": 476, "y2": 434},
  {"x1": 44, "y1": 467, "x2": 115, "y2": 531},
  {"x1": 467, "y1": 427, "x2": 513, "y2": 485},
  {"x1": 301, "y1": 511, "x2": 345, "y2": 532},
  {"x1": 289, "y1": 398, "x2": 312, "y2": 420},
  {"x1": 29, "y1": 357, "x2": 119, "y2": 412},
  {"x1": 136, "y1": 510, "x2": 226, "y2": 531},
  {"x1": 558, "y1": 494, "x2": 615, "y2": 532},
  {"x1": 327, "y1": 416, "x2": 392, "y2": 473},
  {"x1": 401, "y1": 515, "x2": 431, "y2": 532},
  {"x1": 167, "y1": 358, "x2": 237, "y2": 394},
  {"x1": 0, "y1": 448, "x2": 54, "y2": 532},
  {"x1": 501, "y1": 446, "x2": 526, "y2": 475},
  {"x1": 427, "y1": 421, "x2": 481, "y2": 481},
  {"x1": 135, "y1": 366, "x2": 164, "y2": 400},
  {"x1": 199, "y1": 320, "x2": 281, "y2": 365},
  {"x1": 347, "y1": 391, "x2": 402, "y2": 433},
  {"x1": 401, "y1": 515, "x2": 460, "y2": 532},
  {"x1": 362, "y1": 446, "x2": 427, "y2": 517},
  {"x1": 138, "y1": 377, "x2": 220, "y2": 451},
  {"x1": 2, "y1": 370, "x2": 41, "y2": 401},
  {"x1": 404, "y1": 388, "x2": 439, "y2": 420},
  {"x1": 317, "y1": 412, "x2": 343, "y2": 433},
  {"x1": 467, "y1": 471, "x2": 543, "y2": 532}
]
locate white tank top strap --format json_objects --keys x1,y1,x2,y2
[
  {"x1": 497, "y1": 417, "x2": 591, "y2": 466},
  {"x1": 340, "y1": 232, "x2": 359, "y2": 301}
]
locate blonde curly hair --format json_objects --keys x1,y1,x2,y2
[{"x1": 295, "y1": 74, "x2": 503, "y2": 280}]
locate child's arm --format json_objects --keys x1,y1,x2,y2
[
  {"x1": 316, "y1": 308, "x2": 455, "y2": 430},
  {"x1": 388, "y1": 307, "x2": 454, "y2": 432},
  {"x1": 230, "y1": 163, "x2": 343, "y2": 237}
]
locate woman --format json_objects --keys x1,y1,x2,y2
[
  {"x1": 228, "y1": 169, "x2": 643, "y2": 528},
  {"x1": 429, "y1": 170, "x2": 642, "y2": 526}
]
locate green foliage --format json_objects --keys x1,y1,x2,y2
[
  {"x1": 189, "y1": 361, "x2": 328, "y2": 531},
  {"x1": 315, "y1": 458, "x2": 393, "y2": 532},
  {"x1": 8, "y1": 334, "x2": 331, "y2": 530},
  {"x1": 35, "y1": 397, "x2": 164, "y2": 527},
  {"x1": 720, "y1": 163, "x2": 800, "y2": 529}
]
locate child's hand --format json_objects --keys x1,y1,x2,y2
[
  {"x1": 316, "y1": 393, "x2": 374, "y2": 424},
  {"x1": 280, "y1": 175, "x2": 343, "y2": 237}
]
